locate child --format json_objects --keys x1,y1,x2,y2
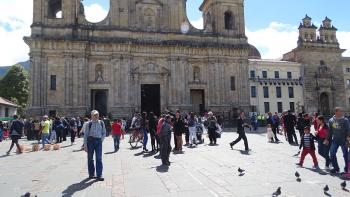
[
  {"x1": 296, "y1": 126, "x2": 318, "y2": 168},
  {"x1": 267, "y1": 124, "x2": 274, "y2": 142},
  {"x1": 112, "y1": 119, "x2": 124, "y2": 152}
]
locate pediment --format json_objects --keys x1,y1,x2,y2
[{"x1": 136, "y1": 0, "x2": 163, "y2": 6}]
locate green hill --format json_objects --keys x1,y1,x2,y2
[{"x1": 0, "y1": 60, "x2": 29, "y2": 78}]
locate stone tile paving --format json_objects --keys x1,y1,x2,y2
[{"x1": 0, "y1": 130, "x2": 348, "y2": 197}]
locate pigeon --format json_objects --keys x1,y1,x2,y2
[
  {"x1": 238, "y1": 168, "x2": 245, "y2": 173},
  {"x1": 295, "y1": 171, "x2": 300, "y2": 178},
  {"x1": 341, "y1": 181, "x2": 346, "y2": 190},
  {"x1": 323, "y1": 185, "x2": 329, "y2": 192},
  {"x1": 272, "y1": 187, "x2": 281, "y2": 196}
]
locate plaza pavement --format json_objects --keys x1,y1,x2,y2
[{"x1": 0, "y1": 129, "x2": 349, "y2": 197}]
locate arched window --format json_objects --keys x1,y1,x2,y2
[
  {"x1": 224, "y1": 11, "x2": 234, "y2": 30},
  {"x1": 48, "y1": 0, "x2": 62, "y2": 19}
]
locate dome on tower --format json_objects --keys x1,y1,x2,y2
[{"x1": 248, "y1": 44, "x2": 261, "y2": 59}]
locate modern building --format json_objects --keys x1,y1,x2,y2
[
  {"x1": 0, "y1": 97, "x2": 18, "y2": 118},
  {"x1": 248, "y1": 59, "x2": 304, "y2": 114},
  {"x1": 25, "y1": 0, "x2": 255, "y2": 117}
]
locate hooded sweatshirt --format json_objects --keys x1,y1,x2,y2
[{"x1": 328, "y1": 116, "x2": 350, "y2": 144}]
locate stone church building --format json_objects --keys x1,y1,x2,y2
[
  {"x1": 25, "y1": 0, "x2": 257, "y2": 117},
  {"x1": 283, "y1": 15, "x2": 347, "y2": 115}
]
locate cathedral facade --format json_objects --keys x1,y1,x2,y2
[{"x1": 25, "y1": 0, "x2": 254, "y2": 117}]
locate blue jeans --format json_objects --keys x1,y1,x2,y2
[
  {"x1": 87, "y1": 138, "x2": 103, "y2": 177},
  {"x1": 330, "y1": 141, "x2": 349, "y2": 172},
  {"x1": 41, "y1": 133, "x2": 50, "y2": 148},
  {"x1": 143, "y1": 128, "x2": 148, "y2": 149},
  {"x1": 113, "y1": 135, "x2": 121, "y2": 150}
]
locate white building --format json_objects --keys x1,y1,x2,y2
[
  {"x1": 0, "y1": 97, "x2": 18, "y2": 117},
  {"x1": 248, "y1": 59, "x2": 304, "y2": 115}
]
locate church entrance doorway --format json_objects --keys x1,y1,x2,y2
[
  {"x1": 141, "y1": 84, "x2": 161, "y2": 116},
  {"x1": 91, "y1": 89, "x2": 108, "y2": 116},
  {"x1": 190, "y1": 89, "x2": 205, "y2": 115},
  {"x1": 319, "y1": 92, "x2": 330, "y2": 115}
]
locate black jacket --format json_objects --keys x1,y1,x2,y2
[
  {"x1": 173, "y1": 118, "x2": 185, "y2": 135},
  {"x1": 299, "y1": 134, "x2": 316, "y2": 150}
]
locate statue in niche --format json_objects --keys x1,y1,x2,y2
[
  {"x1": 79, "y1": 0, "x2": 85, "y2": 16},
  {"x1": 95, "y1": 64, "x2": 104, "y2": 82},
  {"x1": 143, "y1": 8, "x2": 155, "y2": 30},
  {"x1": 193, "y1": 67, "x2": 200, "y2": 82},
  {"x1": 318, "y1": 60, "x2": 329, "y2": 74}
]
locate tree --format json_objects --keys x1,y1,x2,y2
[{"x1": 0, "y1": 64, "x2": 29, "y2": 115}]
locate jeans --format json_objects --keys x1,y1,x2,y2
[
  {"x1": 41, "y1": 133, "x2": 50, "y2": 148},
  {"x1": 317, "y1": 138, "x2": 331, "y2": 167},
  {"x1": 143, "y1": 128, "x2": 148, "y2": 149},
  {"x1": 189, "y1": 127, "x2": 197, "y2": 145},
  {"x1": 330, "y1": 141, "x2": 349, "y2": 172},
  {"x1": 87, "y1": 138, "x2": 103, "y2": 177},
  {"x1": 113, "y1": 134, "x2": 121, "y2": 150}
]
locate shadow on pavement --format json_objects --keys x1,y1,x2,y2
[
  {"x1": 134, "y1": 151, "x2": 144, "y2": 156},
  {"x1": 105, "y1": 150, "x2": 117, "y2": 155},
  {"x1": 143, "y1": 151, "x2": 157, "y2": 157},
  {"x1": 0, "y1": 154, "x2": 12, "y2": 158},
  {"x1": 61, "y1": 178, "x2": 98, "y2": 197},
  {"x1": 156, "y1": 165, "x2": 169, "y2": 173}
]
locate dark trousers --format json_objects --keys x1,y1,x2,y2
[
  {"x1": 62, "y1": 129, "x2": 67, "y2": 141},
  {"x1": 173, "y1": 132, "x2": 177, "y2": 150},
  {"x1": 272, "y1": 126, "x2": 279, "y2": 141},
  {"x1": 317, "y1": 138, "x2": 331, "y2": 167},
  {"x1": 56, "y1": 130, "x2": 62, "y2": 143},
  {"x1": 150, "y1": 130, "x2": 158, "y2": 151},
  {"x1": 71, "y1": 130, "x2": 76, "y2": 143},
  {"x1": 8, "y1": 135, "x2": 21, "y2": 152},
  {"x1": 208, "y1": 128, "x2": 217, "y2": 144},
  {"x1": 230, "y1": 131, "x2": 249, "y2": 151},
  {"x1": 87, "y1": 138, "x2": 103, "y2": 177},
  {"x1": 286, "y1": 127, "x2": 298, "y2": 144},
  {"x1": 160, "y1": 135, "x2": 171, "y2": 164},
  {"x1": 185, "y1": 128, "x2": 189, "y2": 143},
  {"x1": 299, "y1": 148, "x2": 318, "y2": 166}
]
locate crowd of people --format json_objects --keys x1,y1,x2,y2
[{"x1": 1, "y1": 107, "x2": 350, "y2": 180}]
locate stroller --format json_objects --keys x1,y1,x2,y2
[{"x1": 195, "y1": 124, "x2": 206, "y2": 144}]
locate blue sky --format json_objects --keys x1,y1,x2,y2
[{"x1": 0, "y1": 0, "x2": 349, "y2": 66}]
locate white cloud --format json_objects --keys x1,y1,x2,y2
[
  {"x1": 338, "y1": 31, "x2": 350, "y2": 57},
  {"x1": 84, "y1": 3, "x2": 108, "y2": 23},
  {"x1": 0, "y1": 0, "x2": 32, "y2": 66},
  {"x1": 189, "y1": 17, "x2": 204, "y2": 29},
  {"x1": 246, "y1": 22, "x2": 299, "y2": 59}
]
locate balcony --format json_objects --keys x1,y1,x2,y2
[{"x1": 249, "y1": 77, "x2": 303, "y2": 86}]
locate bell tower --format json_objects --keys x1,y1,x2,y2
[
  {"x1": 319, "y1": 17, "x2": 338, "y2": 44},
  {"x1": 298, "y1": 15, "x2": 317, "y2": 43},
  {"x1": 200, "y1": 0, "x2": 245, "y2": 37}
]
